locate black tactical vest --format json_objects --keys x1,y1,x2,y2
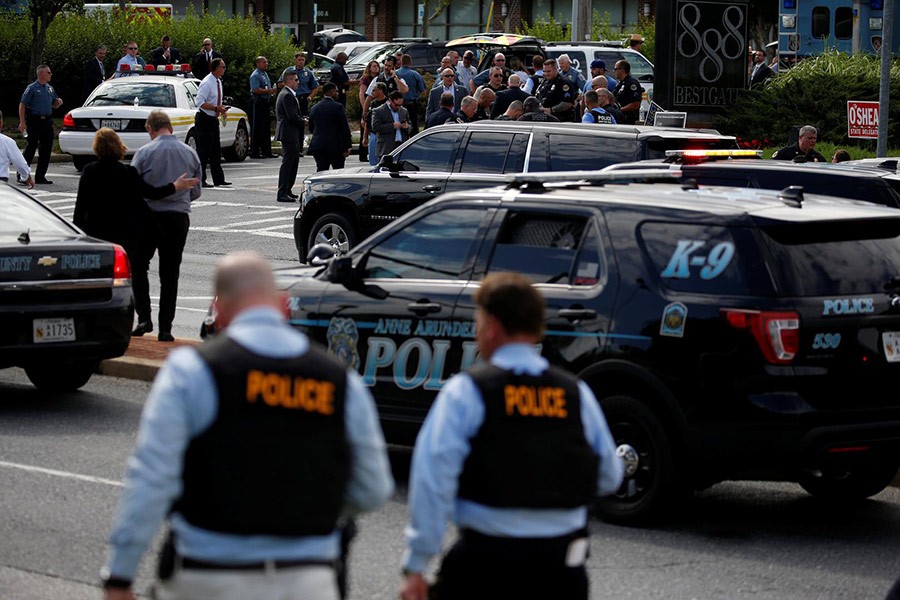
[
  {"x1": 176, "y1": 336, "x2": 350, "y2": 536},
  {"x1": 457, "y1": 364, "x2": 599, "y2": 508}
]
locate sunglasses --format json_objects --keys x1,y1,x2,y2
[
  {"x1": 442, "y1": 74, "x2": 454, "y2": 78},
  {"x1": 491, "y1": 74, "x2": 502, "y2": 78},
  {"x1": 203, "y1": 43, "x2": 212, "y2": 47},
  {"x1": 127, "y1": 47, "x2": 138, "y2": 50},
  {"x1": 494, "y1": 58, "x2": 505, "y2": 62}
]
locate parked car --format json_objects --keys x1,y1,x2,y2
[
  {"x1": 60, "y1": 71, "x2": 249, "y2": 171},
  {"x1": 446, "y1": 32, "x2": 546, "y2": 78},
  {"x1": 326, "y1": 41, "x2": 383, "y2": 60},
  {"x1": 0, "y1": 183, "x2": 133, "y2": 391},
  {"x1": 313, "y1": 27, "x2": 367, "y2": 56},
  {"x1": 293, "y1": 121, "x2": 737, "y2": 260},
  {"x1": 343, "y1": 39, "x2": 448, "y2": 82},
  {"x1": 279, "y1": 170, "x2": 900, "y2": 522},
  {"x1": 544, "y1": 41, "x2": 654, "y2": 121}
]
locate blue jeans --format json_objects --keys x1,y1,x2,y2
[{"x1": 369, "y1": 133, "x2": 378, "y2": 166}]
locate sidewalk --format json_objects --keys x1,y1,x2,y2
[{"x1": 98, "y1": 336, "x2": 199, "y2": 382}]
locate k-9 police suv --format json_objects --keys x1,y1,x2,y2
[{"x1": 270, "y1": 171, "x2": 900, "y2": 523}]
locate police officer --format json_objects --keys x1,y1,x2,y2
[
  {"x1": 536, "y1": 58, "x2": 576, "y2": 122},
  {"x1": 400, "y1": 272, "x2": 623, "y2": 600},
  {"x1": 772, "y1": 124, "x2": 827, "y2": 162},
  {"x1": 101, "y1": 251, "x2": 394, "y2": 600},
  {"x1": 249, "y1": 56, "x2": 276, "y2": 158},
  {"x1": 612, "y1": 59, "x2": 643, "y2": 125},
  {"x1": 18, "y1": 64, "x2": 63, "y2": 185},
  {"x1": 280, "y1": 53, "x2": 319, "y2": 157}
]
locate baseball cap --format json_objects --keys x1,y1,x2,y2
[{"x1": 590, "y1": 59, "x2": 606, "y2": 70}]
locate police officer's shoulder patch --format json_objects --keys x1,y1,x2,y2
[
  {"x1": 630, "y1": 84, "x2": 637, "y2": 91},
  {"x1": 563, "y1": 84, "x2": 569, "y2": 91}
]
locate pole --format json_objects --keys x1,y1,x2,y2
[{"x1": 878, "y1": 0, "x2": 893, "y2": 156}]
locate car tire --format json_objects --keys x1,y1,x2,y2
[
  {"x1": 223, "y1": 121, "x2": 249, "y2": 162},
  {"x1": 307, "y1": 213, "x2": 358, "y2": 258},
  {"x1": 185, "y1": 130, "x2": 197, "y2": 152},
  {"x1": 72, "y1": 155, "x2": 95, "y2": 172},
  {"x1": 594, "y1": 395, "x2": 681, "y2": 524},
  {"x1": 24, "y1": 360, "x2": 98, "y2": 392},
  {"x1": 799, "y1": 455, "x2": 900, "y2": 501}
]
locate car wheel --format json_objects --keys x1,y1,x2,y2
[
  {"x1": 72, "y1": 155, "x2": 95, "y2": 172},
  {"x1": 185, "y1": 130, "x2": 197, "y2": 152},
  {"x1": 223, "y1": 121, "x2": 249, "y2": 162},
  {"x1": 799, "y1": 455, "x2": 900, "y2": 501},
  {"x1": 308, "y1": 213, "x2": 358, "y2": 258},
  {"x1": 594, "y1": 395, "x2": 680, "y2": 524},
  {"x1": 24, "y1": 360, "x2": 98, "y2": 392}
]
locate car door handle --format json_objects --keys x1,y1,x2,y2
[
  {"x1": 408, "y1": 302, "x2": 442, "y2": 315},
  {"x1": 422, "y1": 185, "x2": 442, "y2": 193},
  {"x1": 558, "y1": 308, "x2": 597, "y2": 321}
]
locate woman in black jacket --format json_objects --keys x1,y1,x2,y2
[{"x1": 73, "y1": 128, "x2": 197, "y2": 263}]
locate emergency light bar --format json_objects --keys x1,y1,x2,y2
[
  {"x1": 666, "y1": 149, "x2": 762, "y2": 159},
  {"x1": 506, "y1": 169, "x2": 683, "y2": 190},
  {"x1": 117, "y1": 63, "x2": 192, "y2": 74}
]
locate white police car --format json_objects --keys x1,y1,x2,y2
[{"x1": 59, "y1": 66, "x2": 249, "y2": 171}]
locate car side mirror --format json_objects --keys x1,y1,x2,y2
[
  {"x1": 378, "y1": 154, "x2": 396, "y2": 170},
  {"x1": 325, "y1": 255, "x2": 388, "y2": 299},
  {"x1": 639, "y1": 74, "x2": 654, "y2": 83},
  {"x1": 223, "y1": 95, "x2": 235, "y2": 105},
  {"x1": 307, "y1": 243, "x2": 337, "y2": 266}
]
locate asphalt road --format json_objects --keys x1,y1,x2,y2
[
  {"x1": 16, "y1": 154, "x2": 325, "y2": 340},
  {"x1": 2, "y1": 368, "x2": 900, "y2": 599}
]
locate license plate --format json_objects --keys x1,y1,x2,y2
[
  {"x1": 33, "y1": 318, "x2": 75, "y2": 343},
  {"x1": 883, "y1": 331, "x2": 900, "y2": 362},
  {"x1": 101, "y1": 119, "x2": 121, "y2": 130}
]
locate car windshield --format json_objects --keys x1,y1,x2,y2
[
  {"x1": 87, "y1": 82, "x2": 176, "y2": 108},
  {"x1": 349, "y1": 43, "x2": 402, "y2": 66},
  {"x1": 0, "y1": 193, "x2": 75, "y2": 236}
]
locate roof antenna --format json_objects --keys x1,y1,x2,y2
[
  {"x1": 18, "y1": 229, "x2": 30, "y2": 244},
  {"x1": 681, "y1": 178, "x2": 698, "y2": 190}
]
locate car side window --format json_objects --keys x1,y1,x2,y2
[
  {"x1": 361, "y1": 208, "x2": 484, "y2": 280},
  {"x1": 485, "y1": 211, "x2": 601, "y2": 285},
  {"x1": 626, "y1": 53, "x2": 655, "y2": 82},
  {"x1": 548, "y1": 134, "x2": 636, "y2": 171},
  {"x1": 459, "y1": 132, "x2": 516, "y2": 174},
  {"x1": 183, "y1": 81, "x2": 199, "y2": 108},
  {"x1": 394, "y1": 131, "x2": 458, "y2": 172}
]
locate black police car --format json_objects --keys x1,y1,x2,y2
[
  {"x1": 275, "y1": 170, "x2": 900, "y2": 523},
  {"x1": 0, "y1": 184, "x2": 134, "y2": 391},
  {"x1": 293, "y1": 122, "x2": 737, "y2": 261},
  {"x1": 604, "y1": 151, "x2": 900, "y2": 207}
]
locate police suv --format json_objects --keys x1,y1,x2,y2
[{"x1": 275, "y1": 171, "x2": 900, "y2": 523}]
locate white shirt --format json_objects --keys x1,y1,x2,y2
[
  {"x1": 114, "y1": 54, "x2": 141, "y2": 77},
  {"x1": 1, "y1": 133, "x2": 30, "y2": 180},
  {"x1": 196, "y1": 72, "x2": 222, "y2": 117}
]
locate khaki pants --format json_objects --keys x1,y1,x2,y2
[{"x1": 154, "y1": 564, "x2": 339, "y2": 600}]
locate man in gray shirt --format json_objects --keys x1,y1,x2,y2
[{"x1": 130, "y1": 110, "x2": 202, "y2": 342}]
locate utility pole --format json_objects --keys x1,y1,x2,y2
[
  {"x1": 571, "y1": 0, "x2": 590, "y2": 42},
  {"x1": 878, "y1": 0, "x2": 893, "y2": 156}
]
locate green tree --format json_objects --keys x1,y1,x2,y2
[{"x1": 27, "y1": 0, "x2": 83, "y2": 76}]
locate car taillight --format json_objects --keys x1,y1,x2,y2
[
  {"x1": 113, "y1": 244, "x2": 132, "y2": 286},
  {"x1": 62, "y1": 112, "x2": 75, "y2": 128},
  {"x1": 723, "y1": 309, "x2": 800, "y2": 364}
]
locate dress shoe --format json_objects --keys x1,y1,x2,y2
[
  {"x1": 132, "y1": 321, "x2": 153, "y2": 336},
  {"x1": 215, "y1": 181, "x2": 232, "y2": 186},
  {"x1": 158, "y1": 331, "x2": 175, "y2": 342},
  {"x1": 289, "y1": 192, "x2": 299, "y2": 199},
  {"x1": 276, "y1": 196, "x2": 296, "y2": 203},
  {"x1": 201, "y1": 181, "x2": 213, "y2": 188},
  {"x1": 298, "y1": 152, "x2": 305, "y2": 158},
  {"x1": 35, "y1": 178, "x2": 53, "y2": 185}
]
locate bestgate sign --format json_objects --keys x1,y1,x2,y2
[{"x1": 848, "y1": 100, "x2": 879, "y2": 139}]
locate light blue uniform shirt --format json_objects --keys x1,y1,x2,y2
[
  {"x1": 20, "y1": 81, "x2": 58, "y2": 116},
  {"x1": 105, "y1": 306, "x2": 395, "y2": 581},
  {"x1": 396, "y1": 66, "x2": 425, "y2": 102},
  {"x1": 402, "y1": 343, "x2": 624, "y2": 574}
]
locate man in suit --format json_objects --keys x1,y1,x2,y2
[
  {"x1": 425, "y1": 68, "x2": 467, "y2": 126},
  {"x1": 749, "y1": 50, "x2": 773, "y2": 88},
  {"x1": 371, "y1": 91, "x2": 409, "y2": 162},
  {"x1": 275, "y1": 71, "x2": 303, "y2": 202},
  {"x1": 151, "y1": 35, "x2": 182, "y2": 68},
  {"x1": 490, "y1": 74, "x2": 529, "y2": 119},
  {"x1": 83, "y1": 44, "x2": 107, "y2": 102},
  {"x1": 424, "y1": 92, "x2": 454, "y2": 129},
  {"x1": 308, "y1": 83, "x2": 352, "y2": 172},
  {"x1": 192, "y1": 38, "x2": 222, "y2": 81}
]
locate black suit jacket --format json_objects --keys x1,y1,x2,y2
[
  {"x1": 73, "y1": 159, "x2": 171, "y2": 249},
  {"x1": 424, "y1": 107, "x2": 454, "y2": 129},
  {"x1": 151, "y1": 46, "x2": 182, "y2": 67},
  {"x1": 275, "y1": 88, "x2": 303, "y2": 143},
  {"x1": 308, "y1": 97, "x2": 351, "y2": 155},
  {"x1": 749, "y1": 62, "x2": 773, "y2": 87},
  {"x1": 491, "y1": 86, "x2": 529, "y2": 119},
  {"x1": 83, "y1": 58, "x2": 105, "y2": 101},
  {"x1": 191, "y1": 50, "x2": 222, "y2": 81}
]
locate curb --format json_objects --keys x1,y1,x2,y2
[{"x1": 98, "y1": 356, "x2": 163, "y2": 382}]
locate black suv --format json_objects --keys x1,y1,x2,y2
[
  {"x1": 277, "y1": 172, "x2": 900, "y2": 523},
  {"x1": 342, "y1": 39, "x2": 448, "y2": 82},
  {"x1": 604, "y1": 156, "x2": 900, "y2": 207},
  {"x1": 293, "y1": 122, "x2": 736, "y2": 260}
]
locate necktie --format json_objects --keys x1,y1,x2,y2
[{"x1": 99, "y1": 59, "x2": 104, "y2": 77}]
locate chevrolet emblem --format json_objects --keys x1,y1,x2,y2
[{"x1": 37, "y1": 256, "x2": 58, "y2": 267}]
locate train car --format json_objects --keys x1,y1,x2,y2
[{"x1": 779, "y1": 0, "x2": 900, "y2": 58}]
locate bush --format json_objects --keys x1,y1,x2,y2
[
  {"x1": 0, "y1": 8, "x2": 298, "y2": 116},
  {"x1": 516, "y1": 14, "x2": 654, "y2": 63},
  {"x1": 715, "y1": 51, "x2": 900, "y2": 149}
]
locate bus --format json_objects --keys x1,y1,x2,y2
[{"x1": 779, "y1": 0, "x2": 899, "y2": 59}]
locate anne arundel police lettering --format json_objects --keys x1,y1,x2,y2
[{"x1": 673, "y1": 0, "x2": 747, "y2": 108}]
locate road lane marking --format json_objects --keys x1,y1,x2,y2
[
  {"x1": 224, "y1": 216, "x2": 288, "y2": 226},
  {"x1": 190, "y1": 226, "x2": 293, "y2": 239},
  {"x1": 0, "y1": 460, "x2": 123, "y2": 488}
]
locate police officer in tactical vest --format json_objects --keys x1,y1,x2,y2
[
  {"x1": 101, "y1": 251, "x2": 393, "y2": 600},
  {"x1": 400, "y1": 272, "x2": 624, "y2": 600}
]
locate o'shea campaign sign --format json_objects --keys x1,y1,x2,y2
[{"x1": 847, "y1": 100, "x2": 879, "y2": 139}]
